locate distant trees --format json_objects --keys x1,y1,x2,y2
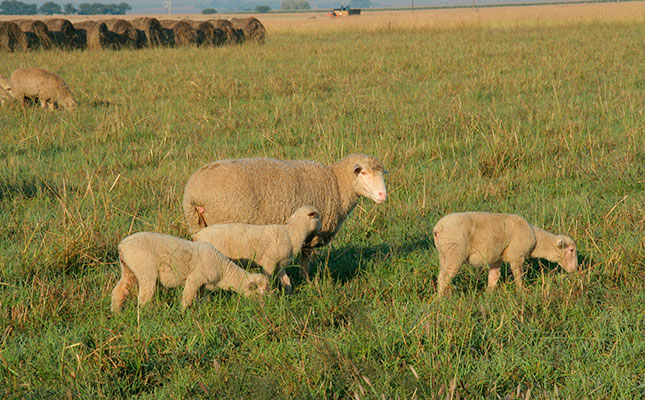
[
  {"x1": 0, "y1": 0, "x2": 130, "y2": 14},
  {"x1": 280, "y1": 0, "x2": 309, "y2": 10},
  {"x1": 63, "y1": 2, "x2": 76, "y2": 14},
  {"x1": 201, "y1": 7, "x2": 217, "y2": 14},
  {"x1": 78, "y1": 2, "x2": 132, "y2": 15},
  {"x1": 39, "y1": 1, "x2": 62, "y2": 14},
  {"x1": 0, "y1": 0, "x2": 37, "y2": 14},
  {"x1": 255, "y1": 5, "x2": 270, "y2": 13}
]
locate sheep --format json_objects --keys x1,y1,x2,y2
[
  {"x1": 111, "y1": 232, "x2": 270, "y2": 313},
  {"x1": 193, "y1": 205, "x2": 322, "y2": 294},
  {"x1": 432, "y1": 212, "x2": 578, "y2": 298},
  {"x1": 182, "y1": 154, "x2": 387, "y2": 278},
  {"x1": 1, "y1": 68, "x2": 77, "y2": 111}
]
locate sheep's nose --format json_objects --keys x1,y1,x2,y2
[{"x1": 375, "y1": 191, "x2": 387, "y2": 203}]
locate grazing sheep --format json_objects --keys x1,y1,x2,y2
[
  {"x1": 432, "y1": 212, "x2": 578, "y2": 298},
  {"x1": 183, "y1": 154, "x2": 387, "y2": 276},
  {"x1": 2, "y1": 68, "x2": 76, "y2": 111},
  {"x1": 111, "y1": 232, "x2": 270, "y2": 313},
  {"x1": 193, "y1": 206, "x2": 322, "y2": 294}
]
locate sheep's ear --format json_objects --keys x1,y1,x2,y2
[
  {"x1": 353, "y1": 164, "x2": 363, "y2": 175},
  {"x1": 556, "y1": 238, "x2": 567, "y2": 249}
]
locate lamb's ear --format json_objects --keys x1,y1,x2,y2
[{"x1": 353, "y1": 164, "x2": 363, "y2": 175}]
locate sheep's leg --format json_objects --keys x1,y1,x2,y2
[
  {"x1": 182, "y1": 272, "x2": 206, "y2": 311},
  {"x1": 111, "y1": 260, "x2": 137, "y2": 313},
  {"x1": 278, "y1": 268, "x2": 293, "y2": 295},
  {"x1": 509, "y1": 259, "x2": 525, "y2": 292},
  {"x1": 436, "y1": 253, "x2": 463, "y2": 298},
  {"x1": 486, "y1": 261, "x2": 502, "y2": 292}
]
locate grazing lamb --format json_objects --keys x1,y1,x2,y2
[
  {"x1": 193, "y1": 206, "x2": 322, "y2": 294},
  {"x1": 432, "y1": 212, "x2": 578, "y2": 298},
  {"x1": 1, "y1": 68, "x2": 76, "y2": 111},
  {"x1": 183, "y1": 154, "x2": 387, "y2": 276},
  {"x1": 111, "y1": 232, "x2": 270, "y2": 313}
]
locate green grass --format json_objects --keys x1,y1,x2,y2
[{"x1": 1, "y1": 19, "x2": 643, "y2": 399}]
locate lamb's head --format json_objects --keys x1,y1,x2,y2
[
  {"x1": 243, "y1": 273, "x2": 271, "y2": 298},
  {"x1": 554, "y1": 235, "x2": 578, "y2": 273},
  {"x1": 289, "y1": 206, "x2": 322, "y2": 235},
  {"x1": 62, "y1": 96, "x2": 77, "y2": 112},
  {"x1": 346, "y1": 154, "x2": 387, "y2": 204}
]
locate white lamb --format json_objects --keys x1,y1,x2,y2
[
  {"x1": 192, "y1": 206, "x2": 322, "y2": 294},
  {"x1": 111, "y1": 232, "x2": 270, "y2": 313},
  {"x1": 433, "y1": 212, "x2": 578, "y2": 298}
]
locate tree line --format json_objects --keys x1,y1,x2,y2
[{"x1": 0, "y1": 1, "x2": 131, "y2": 15}]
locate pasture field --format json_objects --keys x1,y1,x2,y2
[{"x1": 1, "y1": 3, "x2": 644, "y2": 398}]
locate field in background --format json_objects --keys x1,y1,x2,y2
[{"x1": 1, "y1": 3, "x2": 644, "y2": 398}]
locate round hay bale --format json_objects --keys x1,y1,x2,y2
[
  {"x1": 130, "y1": 17, "x2": 168, "y2": 47},
  {"x1": 159, "y1": 20, "x2": 201, "y2": 47},
  {"x1": 188, "y1": 20, "x2": 220, "y2": 47},
  {"x1": 208, "y1": 19, "x2": 242, "y2": 45},
  {"x1": 0, "y1": 21, "x2": 28, "y2": 52},
  {"x1": 231, "y1": 17, "x2": 266, "y2": 44},
  {"x1": 13, "y1": 19, "x2": 56, "y2": 50},
  {"x1": 43, "y1": 18, "x2": 82, "y2": 49},
  {"x1": 104, "y1": 19, "x2": 141, "y2": 49},
  {"x1": 73, "y1": 21, "x2": 118, "y2": 50}
]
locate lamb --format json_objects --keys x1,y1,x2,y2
[
  {"x1": 193, "y1": 206, "x2": 322, "y2": 294},
  {"x1": 111, "y1": 232, "x2": 270, "y2": 313},
  {"x1": 182, "y1": 154, "x2": 387, "y2": 277},
  {"x1": 432, "y1": 212, "x2": 578, "y2": 298},
  {"x1": 0, "y1": 68, "x2": 77, "y2": 111}
]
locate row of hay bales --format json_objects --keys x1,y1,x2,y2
[{"x1": 0, "y1": 17, "x2": 265, "y2": 52}]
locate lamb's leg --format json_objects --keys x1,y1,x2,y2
[
  {"x1": 509, "y1": 259, "x2": 525, "y2": 292},
  {"x1": 136, "y1": 269, "x2": 158, "y2": 307},
  {"x1": 111, "y1": 260, "x2": 137, "y2": 313},
  {"x1": 182, "y1": 272, "x2": 206, "y2": 311},
  {"x1": 486, "y1": 261, "x2": 502, "y2": 292},
  {"x1": 300, "y1": 248, "x2": 313, "y2": 280},
  {"x1": 278, "y1": 268, "x2": 293, "y2": 295},
  {"x1": 436, "y1": 252, "x2": 463, "y2": 298}
]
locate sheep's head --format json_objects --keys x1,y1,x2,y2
[
  {"x1": 63, "y1": 97, "x2": 77, "y2": 112},
  {"x1": 555, "y1": 235, "x2": 578, "y2": 273},
  {"x1": 244, "y1": 274, "x2": 270, "y2": 298},
  {"x1": 289, "y1": 205, "x2": 322, "y2": 234},
  {"x1": 349, "y1": 155, "x2": 387, "y2": 204}
]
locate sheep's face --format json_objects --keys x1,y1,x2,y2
[
  {"x1": 556, "y1": 236, "x2": 578, "y2": 273},
  {"x1": 63, "y1": 98, "x2": 77, "y2": 112},
  {"x1": 353, "y1": 164, "x2": 387, "y2": 204},
  {"x1": 244, "y1": 274, "x2": 270, "y2": 298}
]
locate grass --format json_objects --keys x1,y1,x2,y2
[{"x1": 1, "y1": 4, "x2": 644, "y2": 399}]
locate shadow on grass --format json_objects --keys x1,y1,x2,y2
[
  {"x1": 89, "y1": 100, "x2": 112, "y2": 108},
  {"x1": 304, "y1": 236, "x2": 435, "y2": 284}
]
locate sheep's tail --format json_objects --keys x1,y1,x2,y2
[{"x1": 183, "y1": 195, "x2": 208, "y2": 235}]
